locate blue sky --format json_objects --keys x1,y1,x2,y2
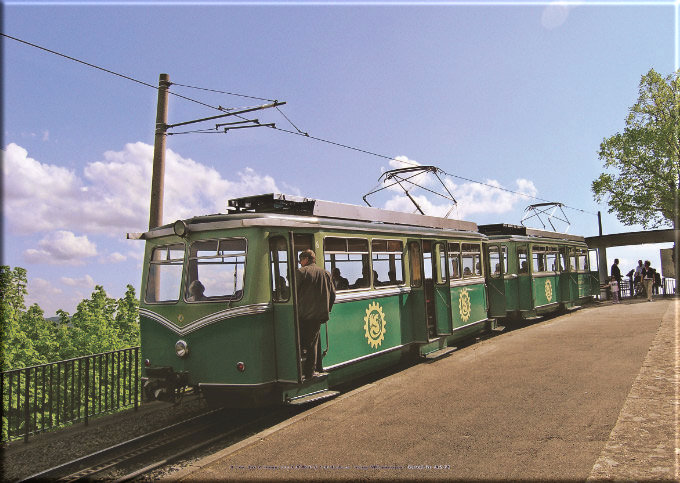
[{"x1": 3, "y1": 1, "x2": 677, "y2": 316}]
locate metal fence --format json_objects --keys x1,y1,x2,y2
[
  {"x1": 611, "y1": 277, "x2": 675, "y2": 299},
  {"x1": 1, "y1": 347, "x2": 140, "y2": 443}
]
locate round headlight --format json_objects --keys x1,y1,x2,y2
[
  {"x1": 175, "y1": 340, "x2": 189, "y2": 358},
  {"x1": 173, "y1": 219, "x2": 188, "y2": 237}
]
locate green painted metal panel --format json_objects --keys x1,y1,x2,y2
[
  {"x1": 532, "y1": 275, "x2": 559, "y2": 307},
  {"x1": 518, "y1": 275, "x2": 533, "y2": 310},
  {"x1": 504, "y1": 277, "x2": 520, "y2": 311},
  {"x1": 272, "y1": 303, "x2": 299, "y2": 382},
  {"x1": 450, "y1": 282, "x2": 487, "y2": 328},
  {"x1": 434, "y1": 284, "x2": 453, "y2": 334},
  {"x1": 322, "y1": 295, "x2": 405, "y2": 368},
  {"x1": 141, "y1": 311, "x2": 277, "y2": 385}
]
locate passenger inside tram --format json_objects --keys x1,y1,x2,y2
[
  {"x1": 187, "y1": 280, "x2": 206, "y2": 301},
  {"x1": 331, "y1": 268, "x2": 349, "y2": 290}
]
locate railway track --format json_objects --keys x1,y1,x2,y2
[{"x1": 22, "y1": 404, "x2": 300, "y2": 481}]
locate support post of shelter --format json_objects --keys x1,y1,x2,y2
[
  {"x1": 598, "y1": 247, "x2": 608, "y2": 299},
  {"x1": 149, "y1": 73, "x2": 170, "y2": 230}
]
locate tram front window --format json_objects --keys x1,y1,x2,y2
[
  {"x1": 146, "y1": 244, "x2": 184, "y2": 303},
  {"x1": 186, "y1": 238, "x2": 247, "y2": 301}
]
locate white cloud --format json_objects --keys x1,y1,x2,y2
[
  {"x1": 24, "y1": 278, "x2": 63, "y2": 315},
  {"x1": 3, "y1": 142, "x2": 284, "y2": 235},
  {"x1": 60, "y1": 274, "x2": 96, "y2": 288},
  {"x1": 23, "y1": 231, "x2": 98, "y2": 265},
  {"x1": 101, "y1": 252, "x2": 127, "y2": 263}
]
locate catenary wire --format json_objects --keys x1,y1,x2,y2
[
  {"x1": 4, "y1": 32, "x2": 597, "y2": 216},
  {"x1": 268, "y1": 126, "x2": 597, "y2": 215}
]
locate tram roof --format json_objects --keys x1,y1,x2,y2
[
  {"x1": 478, "y1": 223, "x2": 586, "y2": 243},
  {"x1": 226, "y1": 193, "x2": 479, "y2": 232},
  {"x1": 130, "y1": 193, "x2": 482, "y2": 240}
]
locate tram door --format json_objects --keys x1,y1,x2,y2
[
  {"x1": 407, "y1": 240, "x2": 429, "y2": 343},
  {"x1": 558, "y1": 246, "x2": 572, "y2": 303},
  {"x1": 485, "y1": 243, "x2": 506, "y2": 317},
  {"x1": 269, "y1": 234, "x2": 301, "y2": 383},
  {"x1": 433, "y1": 242, "x2": 453, "y2": 335},
  {"x1": 409, "y1": 239, "x2": 450, "y2": 341},
  {"x1": 269, "y1": 233, "x2": 316, "y2": 384}
]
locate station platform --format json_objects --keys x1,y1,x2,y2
[{"x1": 170, "y1": 298, "x2": 679, "y2": 481}]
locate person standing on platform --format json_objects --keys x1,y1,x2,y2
[
  {"x1": 605, "y1": 276, "x2": 620, "y2": 303},
  {"x1": 626, "y1": 269, "x2": 635, "y2": 298},
  {"x1": 641, "y1": 260, "x2": 655, "y2": 302},
  {"x1": 296, "y1": 249, "x2": 336, "y2": 381},
  {"x1": 634, "y1": 260, "x2": 644, "y2": 296},
  {"x1": 610, "y1": 259, "x2": 621, "y2": 300}
]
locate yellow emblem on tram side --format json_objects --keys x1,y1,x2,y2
[
  {"x1": 545, "y1": 279, "x2": 553, "y2": 302},
  {"x1": 459, "y1": 288, "x2": 471, "y2": 322},
  {"x1": 177, "y1": 313, "x2": 185, "y2": 324},
  {"x1": 363, "y1": 302, "x2": 387, "y2": 349}
]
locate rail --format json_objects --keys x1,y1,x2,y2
[
  {"x1": 1, "y1": 347, "x2": 140, "y2": 443},
  {"x1": 608, "y1": 277, "x2": 675, "y2": 299}
]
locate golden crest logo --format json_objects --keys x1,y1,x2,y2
[
  {"x1": 177, "y1": 314, "x2": 185, "y2": 324},
  {"x1": 364, "y1": 301, "x2": 387, "y2": 349},
  {"x1": 545, "y1": 279, "x2": 553, "y2": 302},
  {"x1": 459, "y1": 288, "x2": 471, "y2": 322}
]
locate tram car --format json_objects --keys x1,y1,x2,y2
[
  {"x1": 478, "y1": 224, "x2": 600, "y2": 320},
  {"x1": 134, "y1": 194, "x2": 598, "y2": 407}
]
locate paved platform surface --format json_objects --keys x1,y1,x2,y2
[{"x1": 171, "y1": 299, "x2": 679, "y2": 481}]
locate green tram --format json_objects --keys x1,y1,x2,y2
[
  {"x1": 478, "y1": 224, "x2": 600, "y2": 320},
  {"x1": 136, "y1": 194, "x2": 496, "y2": 407}
]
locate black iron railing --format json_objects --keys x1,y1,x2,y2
[{"x1": 1, "y1": 347, "x2": 140, "y2": 443}]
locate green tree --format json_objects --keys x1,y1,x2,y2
[
  {"x1": 0, "y1": 266, "x2": 37, "y2": 371},
  {"x1": 113, "y1": 284, "x2": 140, "y2": 347},
  {"x1": 592, "y1": 68, "x2": 680, "y2": 228}
]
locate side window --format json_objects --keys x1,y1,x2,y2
[
  {"x1": 448, "y1": 242, "x2": 461, "y2": 280},
  {"x1": 146, "y1": 244, "x2": 184, "y2": 303},
  {"x1": 371, "y1": 239, "x2": 404, "y2": 287},
  {"x1": 186, "y1": 238, "x2": 246, "y2": 301},
  {"x1": 502, "y1": 245, "x2": 508, "y2": 274},
  {"x1": 570, "y1": 248, "x2": 578, "y2": 272},
  {"x1": 324, "y1": 237, "x2": 370, "y2": 290},
  {"x1": 578, "y1": 249, "x2": 589, "y2": 272},
  {"x1": 409, "y1": 241, "x2": 422, "y2": 288},
  {"x1": 293, "y1": 234, "x2": 314, "y2": 268},
  {"x1": 434, "y1": 242, "x2": 447, "y2": 285},
  {"x1": 546, "y1": 247, "x2": 558, "y2": 272},
  {"x1": 518, "y1": 245, "x2": 529, "y2": 274},
  {"x1": 488, "y1": 245, "x2": 502, "y2": 278},
  {"x1": 532, "y1": 246, "x2": 546, "y2": 273},
  {"x1": 462, "y1": 243, "x2": 482, "y2": 277},
  {"x1": 422, "y1": 240, "x2": 433, "y2": 281},
  {"x1": 559, "y1": 246, "x2": 569, "y2": 272},
  {"x1": 269, "y1": 236, "x2": 290, "y2": 302}
]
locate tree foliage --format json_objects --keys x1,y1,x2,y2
[
  {"x1": 0, "y1": 266, "x2": 140, "y2": 371},
  {"x1": 592, "y1": 68, "x2": 680, "y2": 228}
]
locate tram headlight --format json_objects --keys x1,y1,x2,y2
[
  {"x1": 173, "y1": 219, "x2": 188, "y2": 237},
  {"x1": 175, "y1": 340, "x2": 189, "y2": 358}
]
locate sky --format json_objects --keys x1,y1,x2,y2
[{"x1": 2, "y1": 0, "x2": 678, "y2": 317}]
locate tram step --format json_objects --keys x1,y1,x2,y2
[
  {"x1": 423, "y1": 347, "x2": 456, "y2": 360},
  {"x1": 566, "y1": 305, "x2": 582, "y2": 311},
  {"x1": 286, "y1": 389, "x2": 341, "y2": 406}
]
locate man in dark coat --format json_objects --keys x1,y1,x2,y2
[
  {"x1": 296, "y1": 249, "x2": 335, "y2": 380},
  {"x1": 610, "y1": 258, "x2": 621, "y2": 285}
]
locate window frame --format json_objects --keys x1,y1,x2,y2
[
  {"x1": 370, "y1": 238, "x2": 405, "y2": 288},
  {"x1": 145, "y1": 243, "x2": 186, "y2": 304},
  {"x1": 184, "y1": 237, "x2": 248, "y2": 303}
]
